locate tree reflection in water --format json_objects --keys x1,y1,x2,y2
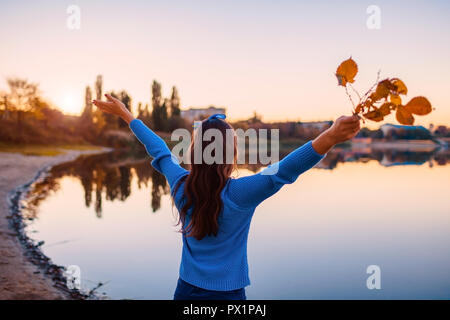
[{"x1": 23, "y1": 147, "x2": 450, "y2": 220}]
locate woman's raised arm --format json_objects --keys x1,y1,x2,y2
[
  {"x1": 93, "y1": 94, "x2": 188, "y2": 189},
  {"x1": 226, "y1": 115, "x2": 360, "y2": 209}
]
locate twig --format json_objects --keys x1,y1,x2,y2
[
  {"x1": 361, "y1": 69, "x2": 381, "y2": 102},
  {"x1": 349, "y1": 83, "x2": 362, "y2": 102},
  {"x1": 345, "y1": 86, "x2": 356, "y2": 114}
]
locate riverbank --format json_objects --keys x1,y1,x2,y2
[{"x1": 0, "y1": 147, "x2": 109, "y2": 300}]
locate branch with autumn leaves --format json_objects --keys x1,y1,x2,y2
[{"x1": 335, "y1": 58, "x2": 433, "y2": 125}]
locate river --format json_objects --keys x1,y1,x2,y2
[{"x1": 22, "y1": 147, "x2": 450, "y2": 299}]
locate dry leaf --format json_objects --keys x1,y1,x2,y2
[
  {"x1": 396, "y1": 106, "x2": 414, "y2": 125},
  {"x1": 392, "y1": 78, "x2": 408, "y2": 95},
  {"x1": 390, "y1": 94, "x2": 402, "y2": 106},
  {"x1": 405, "y1": 96, "x2": 432, "y2": 115},
  {"x1": 379, "y1": 102, "x2": 393, "y2": 116},
  {"x1": 370, "y1": 79, "x2": 392, "y2": 101},
  {"x1": 363, "y1": 109, "x2": 384, "y2": 122},
  {"x1": 336, "y1": 58, "x2": 358, "y2": 86}
]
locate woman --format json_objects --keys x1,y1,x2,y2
[{"x1": 93, "y1": 94, "x2": 360, "y2": 300}]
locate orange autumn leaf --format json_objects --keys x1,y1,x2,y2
[
  {"x1": 363, "y1": 108, "x2": 384, "y2": 122},
  {"x1": 389, "y1": 94, "x2": 402, "y2": 106},
  {"x1": 396, "y1": 106, "x2": 414, "y2": 125},
  {"x1": 370, "y1": 79, "x2": 392, "y2": 101},
  {"x1": 391, "y1": 78, "x2": 408, "y2": 95},
  {"x1": 379, "y1": 102, "x2": 393, "y2": 116},
  {"x1": 405, "y1": 96, "x2": 432, "y2": 115},
  {"x1": 336, "y1": 58, "x2": 358, "y2": 86}
]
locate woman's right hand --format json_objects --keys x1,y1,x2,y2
[
  {"x1": 312, "y1": 115, "x2": 360, "y2": 155},
  {"x1": 93, "y1": 94, "x2": 135, "y2": 124},
  {"x1": 327, "y1": 115, "x2": 361, "y2": 144}
]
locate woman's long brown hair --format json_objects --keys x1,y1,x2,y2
[{"x1": 174, "y1": 118, "x2": 237, "y2": 240}]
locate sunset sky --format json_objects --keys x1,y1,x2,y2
[{"x1": 1, "y1": 0, "x2": 449, "y2": 126}]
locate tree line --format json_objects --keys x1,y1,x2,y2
[
  {"x1": 78, "y1": 75, "x2": 188, "y2": 145},
  {"x1": 0, "y1": 75, "x2": 188, "y2": 146}
]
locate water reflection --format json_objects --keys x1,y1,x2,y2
[
  {"x1": 23, "y1": 146, "x2": 450, "y2": 299},
  {"x1": 317, "y1": 147, "x2": 450, "y2": 169},
  {"x1": 25, "y1": 147, "x2": 450, "y2": 221},
  {"x1": 26, "y1": 152, "x2": 170, "y2": 219}
]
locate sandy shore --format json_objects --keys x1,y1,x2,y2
[{"x1": 0, "y1": 148, "x2": 108, "y2": 300}]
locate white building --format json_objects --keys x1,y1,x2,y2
[
  {"x1": 380, "y1": 123, "x2": 430, "y2": 136},
  {"x1": 181, "y1": 106, "x2": 226, "y2": 122}
]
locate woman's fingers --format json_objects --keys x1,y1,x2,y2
[
  {"x1": 349, "y1": 124, "x2": 360, "y2": 136},
  {"x1": 328, "y1": 115, "x2": 361, "y2": 144},
  {"x1": 340, "y1": 115, "x2": 360, "y2": 124},
  {"x1": 346, "y1": 124, "x2": 360, "y2": 134},
  {"x1": 342, "y1": 123, "x2": 360, "y2": 135},
  {"x1": 341, "y1": 127, "x2": 359, "y2": 140},
  {"x1": 342, "y1": 122, "x2": 359, "y2": 132},
  {"x1": 93, "y1": 100, "x2": 111, "y2": 109},
  {"x1": 105, "y1": 93, "x2": 121, "y2": 105},
  {"x1": 93, "y1": 100, "x2": 115, "y2": 113},
  {"x1": 94, "y1": 95, "x2": 126, "y2": 118}
]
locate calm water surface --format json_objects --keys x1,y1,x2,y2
[{"x1": 24, "y1": 148, "x2": 450, "y2": 299}]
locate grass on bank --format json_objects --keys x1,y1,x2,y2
[{"x1": 0, "y1": 143, "x2": 103, "y2": 156}]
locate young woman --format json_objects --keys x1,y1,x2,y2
[{"x1": 93, "y1": 94, "x2": 360, "y2": 300}]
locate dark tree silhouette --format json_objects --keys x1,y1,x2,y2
[
  {"x1": 151, "y1": 80, "x2": 168, "y2": 131},
  {"x1": 93, "y1": 75, "x2": 106, "y2": 132},
  {"x1": 170, "y1": 86, "x2": 181, "y2": 117},
  {"x1": 81, "y1": 86, "x2": 93, "y2": 126},
  {"x1": 151, "y1": 169, "x2": 168, "y2": 212},
  {"x1": 95, "y1": 75, "x2": 103, "y2": 100}
]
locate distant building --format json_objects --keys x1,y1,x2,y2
[
  {"x1": 181, "y1": 106, "x2": 226, "y2": 122},
  {"x1": 380, "y1": 123, "x2": 430, "y2": 137},
  {"x1": 380, "y1": 124, "x2": 432, "y2": 140}
]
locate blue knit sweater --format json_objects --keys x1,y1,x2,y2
[{"x1": 129, "y1": 119, "x2": 324, "y2": 291}]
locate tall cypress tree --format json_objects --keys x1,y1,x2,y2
[
  {"x1": 160, "y1": 98, "x2": 169, "y2": 131},
  {"x1": 117, "y1": 90, "x2": 132, "y2": 128},
  {"x1": 137, "y1": 102, "x2": 144, "y2": 119},
  {"x1": 151, "y1": 80, "x2": 163, "y2": 131},
  {"x1": 95, "y1": 75, "x2": 103, "y2": 100},
  {"x1": 81, "y1": 86, "x2": 93, "y2": 124},
  {"x1": 170, "y1": 86, "x2": 180, "y2": 117},
  {"x1": 93, "y1": 75, "x2": 106, "y2": 132}
]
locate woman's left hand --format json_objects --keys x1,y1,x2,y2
[{"x1": 93, "y1": 94, "x2": 134, "y2": 124}]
